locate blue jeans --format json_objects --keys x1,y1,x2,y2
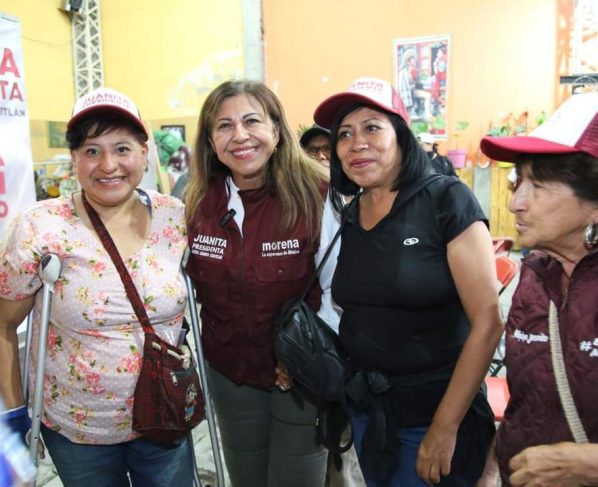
[
  {"x1": 41, "y1": 425, "x2": 194, "y2": 487},
  {"x1": 352, "y1": 412, "x2": 428, "y2": 487}
]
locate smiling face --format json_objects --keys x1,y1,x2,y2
[
  {"x1": 210, "y1": 94, "x2": 280, "y2": 190},
  {"x1": 335, "y1": 106, "x2": 402, "y2": 192},
  {"x1": 72, "y1": 126, "x2": 147, "y2": 209},
  {"x1": 509, "y1": 164, "x2": 598, "y2": 256}
]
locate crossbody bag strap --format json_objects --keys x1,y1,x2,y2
[
  {"x1": 299, "y1": 175, "x2": 444, "y2": 302},
  {"x1": 548, "y1": 300, "x2": 589, "y2": 443},
  {"x1": 81, "y1": 190, "x2": 154, "y2": 335},
  {"x1": 298, "y1": 193, "x2": 360, "y2": 302}
]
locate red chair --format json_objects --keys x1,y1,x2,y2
[
  {"x1": 492, "y1": 237, "x2": 514, "y2": 255},
  {"x1": 486, "y1": 255, "x2": 519, "y2": 421},
  {"x1": 496, "y1": 255, "x2": 518, "y2": 296},
  {"x1": 485, "y1": 376, "x2": 510, "y2": 421}
]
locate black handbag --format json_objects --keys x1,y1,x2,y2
[
  {"x1": 273, "y1": 196, "x2": 354, "y2": 404},
  {"x1": 273, "y1": 195, "x2": 358, "y2": 460}
]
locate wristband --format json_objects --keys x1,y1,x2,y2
[{"x1": 1, "y1": 406, "x2": 31, "y2": 443}]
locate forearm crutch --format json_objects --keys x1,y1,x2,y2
[
  {"x1": 182, "y1": 250, "x2": 225, "y2": 487},
  {"x1": 28, "y1": 253, "x2": 62, "y2": 468}
]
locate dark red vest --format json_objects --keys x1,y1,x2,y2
[
  {"x1": 496, "y1": 248, "x2": 598, "y2": 483},
  {"x1": 186, "y1": 174, "x2": 321, "y2": 388}
]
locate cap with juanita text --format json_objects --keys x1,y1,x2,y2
[
  {"x1": 480, "y1": 91, "x2": 598, "y2": 162},
  {"x1": 313, "y1": 77, "x2": 409, "y2": 129},
  {"x1": 67, "y1": 87, "x2": 148, "y2": 138}
]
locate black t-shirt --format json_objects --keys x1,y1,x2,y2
[{"x1": 333, "y1": 177, "x2": 486, "y2": 404}]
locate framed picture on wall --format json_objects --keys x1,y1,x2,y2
[
  {"x1": 48, "y1": 121, "x2": 68, "y2": 148},
  {"x1": 160, "y1": 124, "x2": 186, "y2": 143},
  {"x1": 393, "y1": 34, "x2": 450, "y2": 138}
]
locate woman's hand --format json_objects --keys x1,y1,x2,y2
[
  {"x1": 416, "y1": 420, "x2": 457, "y2": 485},
  {"x1": 274, "y1": 361, "x2": 293, "y2": 391},
  {"x1": 509, "y1": 442, "x2": 598, "y2": 486}
]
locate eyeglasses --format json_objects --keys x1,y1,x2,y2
[{"x1": 305, "y1": 144, "x2": 331, "y2": 158}]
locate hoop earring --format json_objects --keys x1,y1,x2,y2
[{"x1": 585, "y1": 223, "x2": 598, "y2": 249}]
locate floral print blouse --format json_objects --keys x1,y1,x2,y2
[{"x1": 0, "y1": 190, "x2": 188, "y2": 444}]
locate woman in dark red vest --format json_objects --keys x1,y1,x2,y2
[
  {"x1": 479, "y1": 91, "x2": 598, "y2": 486},
  {"x1": 185, "y1": 80, "x2": 328, "y2": 487}
]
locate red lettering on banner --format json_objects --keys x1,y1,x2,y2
[
  {"x1": 0, "y1": 79, "x2": 24, "y2": 101},
  {"x1": 0, "y1": 155, "x2": 5, "y2": 194},
  {"x1": 0, "y1": 48, "x2": 21, "y2": 77},
  {"x1": 0, "y1": 201, "x2": 7, "y2": 218}
]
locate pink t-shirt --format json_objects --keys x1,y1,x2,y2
[{"x1": 0, "y1": 191, "x2": 188, "y2": 444}]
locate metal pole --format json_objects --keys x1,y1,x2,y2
[
  {"x1": 21, "y1": 312, "x2": 33, "y2": 401},
  {"x1": 29, "y1": 254, "x2": 61, "y2": 468},
  {"x1": 183, "y1": 250, "x2": 225, "y2": 487}
]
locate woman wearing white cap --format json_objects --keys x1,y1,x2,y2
[
  {"x1": 312, "y1": 77, "x2": 502, "y2": 486},
  {"x1": 0, "y1": 88, "x2": 194, "y2": 486},
  {"x1": 477, "y1": 92, "x2": 598, "y2": 487}
]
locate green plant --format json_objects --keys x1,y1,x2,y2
[
  {"x1": 453, "y1": 120, "x2": 469, "y2": 149},
  {"x1": 486, "y1": 110, "x2": 546, "y2": 138}
]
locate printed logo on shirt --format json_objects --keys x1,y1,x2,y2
[
  {"x1": 403, "y1": 237, "x2": 419, "y2": 246},
  {"x1": 579, "y1": 338, "x2": 598, "y2": 357},
  {"x1": 513, "y1": 329, "x2": 548, "y2": 345},
  {"x1": 191, "y1": 233, "x2": 227, "y2": 260},
  {"x1": 262, "y1": 239, "x2": 300, "y2": 257}
]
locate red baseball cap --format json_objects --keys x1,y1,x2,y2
[
  {"x1": 67, "y1": 87, "x2": 148, "y2": 138},
  {"x1": 313, "y1": 77, "x2": 409, "y2": 129},
  {"x1": 480, "y1": 91, "x2": 598, "y2": 162}
]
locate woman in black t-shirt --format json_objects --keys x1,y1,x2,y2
[{"x1": 312, "y1": 77, "x2": 502, "y2": 487}]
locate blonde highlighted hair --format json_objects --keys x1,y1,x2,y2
[{"x1": 185, "y1": 79, "x2": 327, "y2": 240}]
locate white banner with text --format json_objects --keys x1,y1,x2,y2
[{"x1": 0, "y1": 13, "x2": 35, "y2": 236}]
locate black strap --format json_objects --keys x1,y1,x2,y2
[
  {"x1": 299, "y1": 194, "x2": 359, "y2": 302},
  {"x1": 300, "y1": 175, "x2": 443, "y2": 302},
  {"x1": 81, "y1": 190, "x2": 154, "y2": 335}
]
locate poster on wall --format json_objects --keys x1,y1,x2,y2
[
  {"x1": 393, "y1": 34, "x2": 450, "y2": 138},
  {"x1": 0, "y1": 13, "x2": 36, "y2": 234}
]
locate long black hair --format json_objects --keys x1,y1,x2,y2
[{"x1": 328, "y1": 103, "x2": 431, "y2": 196}]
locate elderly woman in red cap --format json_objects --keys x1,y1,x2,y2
[
  {"x1": 477, "y1": 92, "x2": 598, "y2": 487},
  {"x1": 312, "y1": 78, "x2": 502, "y2": 486},
  {"x1": 0, "y1": 88, "x2": 194, "y2": 486}
]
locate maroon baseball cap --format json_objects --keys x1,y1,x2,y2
[
  {"x1": 67, "y1": 87, "x2": 148, "y2": 138},
  {"x1": 480, "y1": 91, "x2": 598, "y2": 162},
  {"x1": 313, "y1": 77, "x2": 410, "y2": 129}
]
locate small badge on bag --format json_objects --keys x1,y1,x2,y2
[{"x1": 185, "y1": 383, "x2": 198, "y2": 422}]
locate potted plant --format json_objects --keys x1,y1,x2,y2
[
  {"x1": 446, "y1": 120, "x2": 469, "y2": 169},
  {"x1": 484, "y1": 111, "x2": 546, "y2": 167}
]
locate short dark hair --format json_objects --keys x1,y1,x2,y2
[
  {"x1": 516, "y1": 152, "x2": 598, "y2": 205},
  {"x1": 66, "y1": 112, "x2": 148, "y2": 150},
  {"x1": 328, "y1": 103, "x2": 431, "y2": 195}
]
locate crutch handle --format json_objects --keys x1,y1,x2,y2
[{"x1": 39, "y1": 254, "x2": 61, "y2": 285}]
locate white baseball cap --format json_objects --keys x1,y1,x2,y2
[
  {"x1": 313, "y1": 77, "x2": 409, "y2": 129},
  {"x1": 481, "y1": 91, "x2": 598, "y2": 162},
  {"x1": 67, "y1": 87, "x2": 148, "y2": 138},
  {"x1": 418, "y1": 132, "x2": 435, "y2": 144}
]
